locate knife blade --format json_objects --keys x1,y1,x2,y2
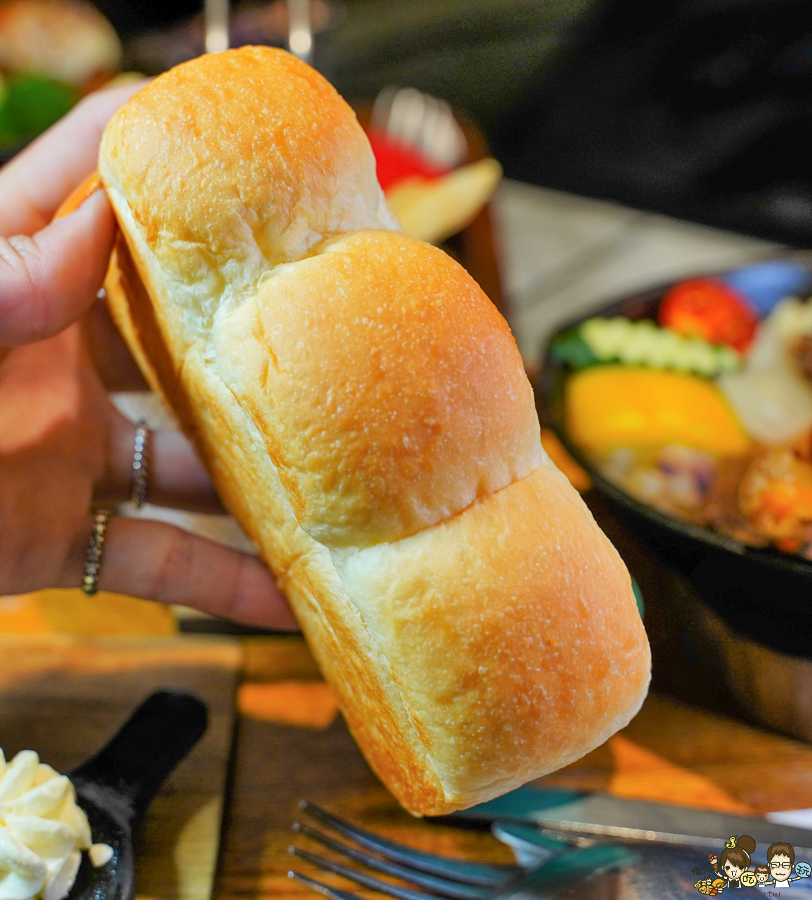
[{"x1": 445, "y1": 786, "x2": 812, "y2": 855}]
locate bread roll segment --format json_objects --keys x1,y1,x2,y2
[
  {"x1": 332, "y1": 463, "x2": 649, "y2": 809},
  {"x1": 215, "y1": 228, "x2": 545, "y2": 548},
  {"x1": 99, "y1": 46, "x2": 650, "y2": 816}
]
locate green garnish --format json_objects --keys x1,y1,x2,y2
[
  {"x1": 551, "y1": 316, "x2": 742, "y2": 377},
  {"x1": 548, "y1": 329, "x2": 598, "y2": 369},
  {"x1": 0, "y1": 73, "x2": 78, "y2": 148}
]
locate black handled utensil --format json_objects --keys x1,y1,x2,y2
[{"x1": 67, "y1": 689, "x2": 209, "y2": 900}]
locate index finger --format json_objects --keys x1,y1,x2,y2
[{"x1": 0, "y1": 79, "x2": 147, "y2": 238}]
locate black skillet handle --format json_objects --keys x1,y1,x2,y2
[{"x1": 70, "y1": 689, "x2": 209, "y2": 823}]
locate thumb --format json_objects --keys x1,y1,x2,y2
[{"x1": 0, "y1": 188, "x2": 115, "y2": 346}]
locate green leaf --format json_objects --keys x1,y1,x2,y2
[
  {"x1": 549, "y1": 329, "x2": 599, "y2": 369},
  {"x1": 0, "y1": 73, "x2": 78, "y2": 147}
]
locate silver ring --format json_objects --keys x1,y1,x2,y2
[
  {"x1": 131, "y1": 420, "x2": 149, "y2": 509},
  {"x1": 82, "y1": 510, "x2": 112, "y2": 596}
]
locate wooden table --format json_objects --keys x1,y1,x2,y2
[
  {"x1": 0, "y1": 633, "x2": 240, "y2": 900},
  {"x1": 213, "y1": 635, "x2": 812, "y2": 900},
  {"x1": 5, "y1": 601, "x2": 812, "y2": 899}
]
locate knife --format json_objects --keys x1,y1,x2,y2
[{"x1": 443, "y1": 785, "x2": 812, "y2": 855}]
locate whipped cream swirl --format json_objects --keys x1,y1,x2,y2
[{"x1": 0, "y1": 749, "x2": 97, "y2": 900}]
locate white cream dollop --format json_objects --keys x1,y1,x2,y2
[{"x1": 0, "y1": 749, "x2": 94, "y2": 900}]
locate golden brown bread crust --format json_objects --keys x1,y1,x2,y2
[
  {"x1": 215, "y1": 229, "x2": 544, "y2": 548},
  {"x1": 100, "y1": 46, "x2": 650, "y2": 815},
  {"x1": 101, "y1": 45, "x2": 395, "y2": 306},
  {"x1": 331, "y1": 463, "x2": 650, "y2": 807}
]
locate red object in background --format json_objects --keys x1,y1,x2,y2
[
  {"x1": 365, "y1": 127, "x2": 449, "y2": 192},
  {"x1": 659, "y1": 278, "x2": 758, "y2": 353}
]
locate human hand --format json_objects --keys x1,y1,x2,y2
[{"x1": 0, "y1": 84, "x2": 297, "y2": 629}]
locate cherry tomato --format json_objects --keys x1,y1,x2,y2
[{"x1": 659, "y1": 278, "x2": 758, "y2": 353}]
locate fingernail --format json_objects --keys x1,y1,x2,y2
[{"x1": 53, "y1": 172, "x2": 103, "y2": 222}]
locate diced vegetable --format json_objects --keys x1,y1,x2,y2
[
  {"x1": 556, "y1": 271, "x2": 812, "y2": 562},
  {"x1": 739, "y1": 447, "x2": 812, "y2": 542},
  {"x1": 551, "y1": 316, "x2": 740, "y2": 376},
  {"x1": 659, "y1": 278, "x2": 758, "y2": 352},
  {"x1": 601, "y1": 443, "x2": 716, "y2": 515},
  {"x1": 565, "y1": 365, "x2": 752, "y2": 457}
]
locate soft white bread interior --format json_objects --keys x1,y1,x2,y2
[{"x1": 98, "y1": 46, "x2": 650, "y2": 815}]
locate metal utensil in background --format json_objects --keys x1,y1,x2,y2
[
  {"x1": 448, "y1": 784, "x2": 812, "y2": 857},
  {"x1": 287, "y1": 0, "x2": 313, "y2": 64},
  {"x1": 204, "y1": 0, "x2": 229, "y2": 53},
  {"x1": 204, "y1": 0, "x2": 312, "y2": 64}
]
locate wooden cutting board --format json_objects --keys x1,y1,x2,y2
[{"x1": 0, "y1": 634, "x2": 241, "y2": 900}]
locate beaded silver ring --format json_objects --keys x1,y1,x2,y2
[
  {"x1": 131, "y1": 420, "x2": 149, "y2": 509},
  {"x1": 82, "y1": 510, "x2": 112, "y2": 596}
]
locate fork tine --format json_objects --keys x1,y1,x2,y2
[
  {"x1": 299, "y1": 801, "x2": 515, "y2": 886},
  {"x1": 290, "y1": 844, "x2": 638, "y2": 900},
  {"x1": 290, "y1": 846, "x2": 440, "y2": 900},
  {"x1": 288, "y1": 869, "x2": 366, "y2": 900},
  {"x1": 293, "y1": 821, "x2": 492, "y2": 900}
]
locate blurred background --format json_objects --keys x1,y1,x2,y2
[{"x1": 4, "y1": 0, "x2": 812, "y2": 244}]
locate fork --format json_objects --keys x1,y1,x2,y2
[{"x1": 287, "y1": 801, "x2": 636, "y2": 900}]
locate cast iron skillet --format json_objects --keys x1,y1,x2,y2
[
  {"x1": 67, "y1": 689, "x2": 209, "y2": 900},
  {"x1": 536, "y1": 254, "x2": 812, "y2": 659}
]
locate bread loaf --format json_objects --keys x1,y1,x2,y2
[{"x1": 98, "y1": 46, "x2": 650, "y2": 815}]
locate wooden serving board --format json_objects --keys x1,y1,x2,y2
[{"x1": 0, "y1": 634, "x2": 241, "y2": 900}]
